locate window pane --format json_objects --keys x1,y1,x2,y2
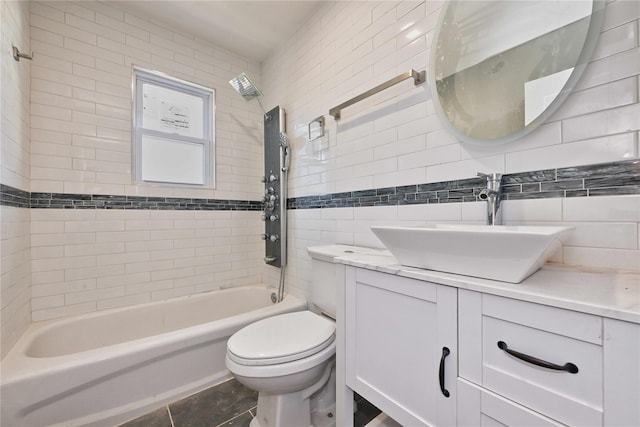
[
  {"x1": 141, "y1": 136, "x2": 204, "y2": 185},
  {"x1": 142, "y1": 83, "x2": 204, "y2": 139}
]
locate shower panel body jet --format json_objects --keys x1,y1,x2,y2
[{"x1": 262, "y1": 106, "x2": 286, "y2": 268}]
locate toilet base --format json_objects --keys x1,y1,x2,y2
[
  {"x1": 310, "y1": 364, "x2": 336, "y2": 427},
  {"x1": 251, "y1": 391, "x2": 312, "y2": 427},
  {"x1": 249, "y1": 362, "x2": 336, "y2": 427}
]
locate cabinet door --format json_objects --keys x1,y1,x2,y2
[
  {"x1": 604, "y1": 318, "x2": 640, "y2": 427},
  {"x1": 346, "y1": 268, "x2": 457, "y2": 426}
]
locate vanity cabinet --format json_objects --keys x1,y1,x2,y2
[
  {"x1": 343, "y1": 266, "x2": 640, "y2": 427},
  {"x1": 345, "y1": 267, "x2": 457, "y2": 426},
  {"x1": 458, "y1": 289, "x2": 640, "y2": 427}
]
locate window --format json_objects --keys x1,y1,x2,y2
[{"x1": 133, "y1": 67, "x2": 215, "y2": 187}]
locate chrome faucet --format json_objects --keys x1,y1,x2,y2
[{"x1": 477, "y1": 172, "x2": 503, "y2": 225}]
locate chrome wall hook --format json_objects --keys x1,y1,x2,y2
[{"x1": 12, "y1": 46, "x2": 33, "y2": 62}]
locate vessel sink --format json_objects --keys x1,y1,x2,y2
[{"x1": 371, "y1": 224, "x2": 573, "y2": 283}]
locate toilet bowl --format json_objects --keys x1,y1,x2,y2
[
  {"x1": 226, "y1": 248, "x2": 345, "y2": 427},
  {"x1": 225, "y1": 310, "x2": 336, "y2": 427}
]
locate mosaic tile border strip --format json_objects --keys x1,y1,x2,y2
[
  {"x1": 288, "y1": 159, "x2": 640, "y2": 209},
  {"x1": 0, "y1": 185, "x2": 30, "y2": 208},
  {"x1": 2, "y1": 160, "x2": 638, "y2": 210},
  {"x1": 0, "y1": 185, "x2": 263, "y2": 211}
]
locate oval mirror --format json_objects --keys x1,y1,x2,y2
[{"x1": 429, "y1": 0, "x2": 605, "y2": 145}]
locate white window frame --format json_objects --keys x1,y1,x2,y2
[{"x1": 132, "y1": 67, "x2": 215, "y2": 188}]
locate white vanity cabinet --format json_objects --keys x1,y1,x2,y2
[
  {"x1": 345, "y1": 267, "x2": 458, "y2": 426},
  {"x1": 458, "y1": 289, "x2": 640, "y2": 427},
  {"x1": 342, "y1": 265, "x2": 640, "y2": 427}
]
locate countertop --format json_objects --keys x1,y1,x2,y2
[{"x1": 308, "y1": 245, "x2": 640, "y2": 324}]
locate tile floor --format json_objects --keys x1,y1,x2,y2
[{"x1": 119, "y1": 378, "x2": 381, "y2": 427}]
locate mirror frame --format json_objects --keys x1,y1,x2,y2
[{"x1": 428, "y1": 0, "x2": 606, "y2": 145}]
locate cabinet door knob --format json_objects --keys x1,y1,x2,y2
[
  {"x1": 497, "y1": 341, "x2": 579, "y2": 374},
  {"x1": 439, "y1": 346, "x2": 450, "y2": 397}
]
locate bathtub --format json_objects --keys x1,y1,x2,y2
[{"x1": 0, "y1": 285, "x2": 306, "y2": 427}]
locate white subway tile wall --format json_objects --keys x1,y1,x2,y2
[
  {"x1": 0, "y1": 206, "x2": 31, "y2": 358},
  {"x1": 29, "y1": 208, "x2": 262, "y2": 321},
  {"x1": 23, "y1": 0, "x2": 266, "y2": 322},
  {"x1": 29, "y1": 0, "x2": 264, "y2": 199},
  {"x1": 261, "y1": 1, "x2": 640, "y2": 299},
  {"x1": 1, "y1": 0, "x2": 30, "y2": 190},
  {"x1": 1, "y1": 1, "x2": 31, "y2": 359}
]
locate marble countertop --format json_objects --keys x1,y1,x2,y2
[{"x1": 308, "y1": 245, "x2": 640, "y2": 324}]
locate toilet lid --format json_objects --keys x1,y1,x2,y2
[{"x1": 227, "y1": 311, "x2": 335, "y2": 366}]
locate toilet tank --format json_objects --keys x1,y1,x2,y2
[
  {"x1": 307, "y1": 245, "x2": 392, "y2": 317},
  {"x1": 307, "y1": 246, "x2": 350, "y2": 318},
  {"x1": 309, "y1": 257, "x2": 339, "y2": 318},
  {"x1": 307, "y1": 245, "x2": 377, "y2": 318}
]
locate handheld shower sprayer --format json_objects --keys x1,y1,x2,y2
[{"x1": 280, "y1": 132, "x2": 290, "y2": 172}]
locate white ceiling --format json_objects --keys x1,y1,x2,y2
[{"x1": 113, "y1": 1, "x2": 323, "y2": 62}]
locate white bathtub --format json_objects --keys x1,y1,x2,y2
[{"x1": 0, "y1": 285, "x2": 306, "y2": 427}]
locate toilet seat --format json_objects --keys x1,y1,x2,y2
[
  {"x1": 226, "y1": 337, "x2": 336, "y2": 379},
  {"x1": 227, "y1": 311, "x2": 335, "y2": 366}
]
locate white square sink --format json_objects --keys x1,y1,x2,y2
[{"x1": 371, "y1": 224, "x2": 573, "y2": 283}]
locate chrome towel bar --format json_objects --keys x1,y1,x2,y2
[{"x1": 329, "y1": 69, "x2": 425, "y2": 120}]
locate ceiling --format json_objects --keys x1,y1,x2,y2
[{"x1": 114, "y1": 1, "x2": 323, "y2": 62}]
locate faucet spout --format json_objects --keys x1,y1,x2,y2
[{"x1": 477, "y1": 172, "x2": 503, "y2": 225}]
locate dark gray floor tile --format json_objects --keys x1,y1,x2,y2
[
  {"x1": 118, "y1": 379, "x2": 382, "y2": 427},
  {"x1": 354, "y1": 397, "x2": 382, "y2": 427},
  {"x1": 169, "y1": 379, "x2": 258, "y2": 427},
  {"x1": 215, "y1": 410, "x2": 254, "y2": 427},
  {"x1": 118, "y1": 406, "x2": 172, "y2": 427}
]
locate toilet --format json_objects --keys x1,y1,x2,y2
[{"x1": 225, "y1": 254, "x2": 339, "y2": 427}]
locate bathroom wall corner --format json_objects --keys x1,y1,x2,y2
[{"x1": 1, "y1": 0, "x2": 32, "y2": 359}]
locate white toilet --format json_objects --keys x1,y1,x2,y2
[{"x1": 225, "y1": 255, "x2": 338, "y2": 427}]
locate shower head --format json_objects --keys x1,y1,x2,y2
[
  {"x1": 229, "y1": 72, "x2": 270, "y2": 120},
  {"x1": 229, "y1": 72, "x2": 262, "y2": 101}
]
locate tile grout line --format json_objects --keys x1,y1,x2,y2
[
  {"x1": 213, "y1": 408, "x2": 255, "y2": 427},
  {"x1": 167, "y1": 405, "x2": 176, "y2": 427}
]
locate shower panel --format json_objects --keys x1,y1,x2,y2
[
  {"x1": 262, "y1": 106, "x2": 285, "y2": 267},
  {"x1": 228, "y1": 73, "x2": 288, "y2": 299}
]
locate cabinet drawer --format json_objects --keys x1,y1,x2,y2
[
  {"x1": 459, "y1": 291, "x2": 604, "y2": 426},
  {"x1": 457, "y1": 378, "x2": 564, "y2": 427}
]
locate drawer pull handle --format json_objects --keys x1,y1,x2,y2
[
  {"x1": 439, "y1": 346, "x2": 450, "y2": 397},
  {"x1": 497, "y1": 341, "x2": 579, "y2": 374}
]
